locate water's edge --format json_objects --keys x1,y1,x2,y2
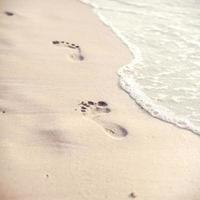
[{"x1": 79, "y1": 0, "x2": 200, "y2": 135}]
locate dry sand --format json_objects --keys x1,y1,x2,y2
[{"x1": 0, "y1": 0, "x2": 200, "y2": 199}]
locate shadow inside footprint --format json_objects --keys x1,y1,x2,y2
[
  {"x1": 129, "y1": 192, "x2": 136, "y2": 198},
  {"x1": 95, "y1": 119, "x2": 128, "y2": 139},
  {"x1": 69, "y1": 53, "x2": 84, "y2": 61},
  {"x1": 97, "y1": 101, "x2": 108, "y2": 107},
  {"x1": 52, "y1": 40, "x2": 59, "y2": 44},
  {"x1": 4, "y1": 11, "x2": 14, "y2": 16}
]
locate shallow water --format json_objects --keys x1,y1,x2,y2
[{"x1": 81, "y1": 0, "x2": 200, "y2": 134}]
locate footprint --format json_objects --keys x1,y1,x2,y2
[
  {"x1": 4, "y1": 11, "x2": 14, "y2": 16},
  {"x1": 79, "y1": 100, "x2": 111, "y2": 116},
  {"x1": 52, "y1": 40, "x2": 84, "y2": 61},
  {"x1": 129, "y1": 192, "x2": 136, "y2": 198},
  {"x1": 1, "y1": 109, "x2": 6, "y2": 114},
  {"x1": 78, "y1": 101, "x2": 128, "y2": 139},
  {"x1": 95, "y1": 119, "x2": 128, "y2": 139}
]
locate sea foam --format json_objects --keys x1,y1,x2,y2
[{"x1": 80, "y1": 0, "x2": 200, "y2": 135}]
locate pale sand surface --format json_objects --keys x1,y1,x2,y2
[{"x1": 0, "y1": 0, "x2": 200, "y2": 199}]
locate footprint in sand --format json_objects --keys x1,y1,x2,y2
[
  {"x1": 78, "y1": 100, "x2": 128, "y2": 139},
  {"x1": 4, "y1": 11, "x2": 14, "y2": 16},
  {"x1": 129, "y1": 192, "x2": 136, "y2": 198},
  {"x1": 52, "y1": 40, "x2": 84, "y2": 61}
]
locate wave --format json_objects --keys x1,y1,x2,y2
[{"x1": 79, "y1": 0, "x2": 200, "y2": 135}]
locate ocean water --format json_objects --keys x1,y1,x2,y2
[{"x1": 81, "y1": 0, "x2": 200, "y2": 135}]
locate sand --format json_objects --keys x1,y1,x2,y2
[{"x1": 0, "y1": 0, "x2": 200, "y2": 199}]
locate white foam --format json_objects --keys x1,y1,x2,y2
[{"x1": 80, "y1": 0, "x2": 200, "y2": 135}]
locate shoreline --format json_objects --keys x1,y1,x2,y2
[
  {"x1": 80, "y1": 0, "x2": 200, "y2": 136},
  {"x1": 1, "y1": 0, "x2": 200, "y2": 199}
]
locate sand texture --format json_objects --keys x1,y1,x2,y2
[{"x1": 0, "y1": 0, "x2": 200, "y2": 199}]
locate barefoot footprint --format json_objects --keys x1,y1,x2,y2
[
  {"x1": 52, "y1": 40, "x2": 84, "y2": 61},
  {"x1": 78, "y1": 101, "x2": 128, "y2": 139}
]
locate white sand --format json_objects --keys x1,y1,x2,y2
[{"x1": 1, "y1": 0, "x2": 200, "y2": 199}]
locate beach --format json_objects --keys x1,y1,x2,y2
[{"x1": 1, "y1": 0, "x2": 200, "y2": 199}]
